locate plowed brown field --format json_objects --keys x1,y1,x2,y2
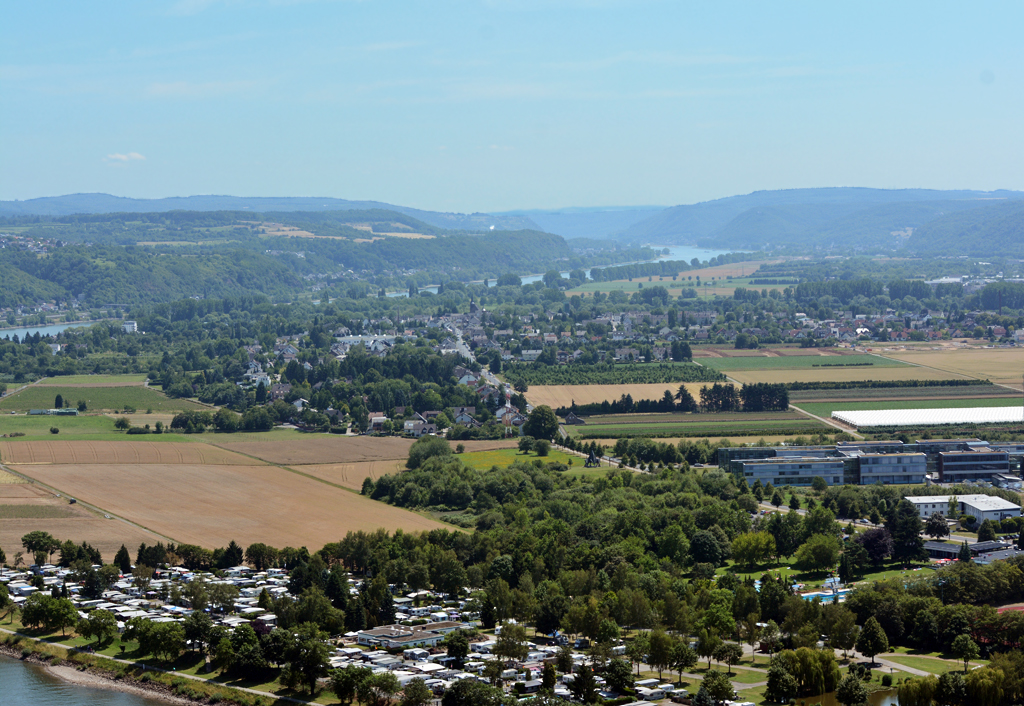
[
  {"x1": 0, "y1": 441, "x2": 258, "y2": 466},
  {"x1": 214, "y1": 436, "x2": 415, "y2": 465},
  {"x1": 10, "y1": 463, "x2": 447, "y2": 548}
]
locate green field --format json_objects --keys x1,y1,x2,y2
[
  {"x1": 789, "y1": 385, "x2": 1009, "y2": 402},
  {"x1": 0, "y1": 385, "x2": 208, "y2": 412},
  {"x1": 795, "y1": 396, "x2": 1019, "y2": 419},
  {"x1": 701, "y1": 354, "x2": 907, "y2": 371},
  {"x1": 458, "y1": 447, "x2": 578, "y2": 471},
  {"x1": 0, "y1": 504, "x2": 78, "y2": 519},
  {"x1": 35, "y1": 374, "x2": 149, "y2": 385},
  {"x1": 0, "y1": 415, "x2": 209, "y2": 443},
  {"x1": 572, "y1": 418, "x2": 830, "y2": 439}
]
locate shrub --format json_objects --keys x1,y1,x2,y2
[
  {"x1": 881, "y1": 674, "x2": 893, "y2": 687},
  {"x1": 49, "y1": 427, "x2": 59, "y2": 434}
]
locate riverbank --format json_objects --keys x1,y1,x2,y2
[
  {"x1": 0, "y1": 634, "x2": 278, "y2": 706},
  {"x1": 0, "y1": 641, "x2": 190, "y2": 705},
  {"x1": 49, "y1": 665, "x2": 195, "y2": 705}
]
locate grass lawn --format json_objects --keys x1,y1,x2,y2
[
  {"x1": 701, "y1": 354, "x2": 908, "y2": 371},
  {"x1": 888, "y1": 646, "x2": 989, "y2": 665},
  {"x1": 564, "y1": 466, "x2": 614, "y2": 480},
  {"x1": 882, "y1": 654, "x2": 966, "y2": 674},
  {"x1": 717, "y1": 556, "x2": 935, "y2": 590},
  {"x1": 794, "y1": 396, "x2": 1020, "y2": 419},
  {"x1": 458, "y1": 447, "x2": 578, "y2": 470},
  {"x1": 0, "y1": 385, "x2": 208, "y2": 413},
  {"x1": 36, "y1": 374, "x2": 149, "y2": 385},
  {"x1": 688, "y1": 664, "x2": 767, "y2": 683}
]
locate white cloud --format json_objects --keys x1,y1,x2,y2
[{"x1": 105, "y1": 152, "x2": 146, "y2": 162}]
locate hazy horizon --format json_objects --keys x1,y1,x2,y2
[{"x1": 4, "y1": 2, "x2": 1023, "y2": 212}]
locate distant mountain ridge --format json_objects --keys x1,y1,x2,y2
[
  {"x1": 8, "y1": 188, "x2": 1024, "y2": 254},
  {"x1": 0, "y1": 193, "x2": 539, "y2": 233},
  {"x1": 615, "y1": 187, "x2": 1024, "y2": 246},
  {"x1": 494, "y1": 206, "x2": 666, "y2": 240}
]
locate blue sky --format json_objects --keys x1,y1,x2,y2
[{"x1": 2, "y1": 1, "x2": 1022, "y2": 212}]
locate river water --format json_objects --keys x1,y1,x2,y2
[
  {"x1": 0, "y1": 655, "x2": 169, "y2": 706},
  {"x1": 0, "y1": 322, "x2": 95, "y2": 341},
  {"x1": 387, "y1": 243, "x2": 738, "y2": 297}
]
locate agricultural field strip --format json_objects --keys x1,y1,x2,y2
[
  {"x1": 7, "y1": 462, "x2": 448, "y2": 548},
  {"x1": 585, "y1": 412, "x2": 806, "y2": 424},
  {"x1": 0, "y1": 460, "x2": 181, "y2": 546},
  {"x1": 882, "y1": 348, "x2": 1024, "y2": 386},
  {"x1": 526, "y1": 383, "x2": 705, "y2": 409},
  {"x1": 788, "y1": 386, "x2": 1014, "y2": 401},
  {"x1": 700, "y1": 354, "x2": 907, "y2": 370},
  {"x1": 211, "y1": 436, "x2": 415, "y2": 465},
  {"x1": 36, "y1": 375, "x2": 149, "y2": 385},
  {"x1": 0, "y1": 384, "x2": 208, "y2": 411},
  {"x1": 0, "y1": 440, "x2": 261, "y2": 466},
  {"x1": 726, "y1": 367, "x2": 966, "y2": 384}
]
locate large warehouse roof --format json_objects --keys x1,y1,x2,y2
[{"x1": 832, "y1": 406, "x2": 1024, "y2": 429}]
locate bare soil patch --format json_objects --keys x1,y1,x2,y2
[
  {"x1": 0, "y1": 440, "x2": 258, "y2": 466},
  {"x1": 11, "y1": 463, "x2": 448, "y2": 548},
  {"x1": 214, "y1": 436, "x2": 415, "y2": 465}
]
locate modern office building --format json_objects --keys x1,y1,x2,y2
[
  {"x1": 904, "y1": 494, "x2": 1021, "y2": 523},
  {"x1": 855, "y1": 453, "x2": 928, "y2": 485},
  {"x1": 734, "y1": 457, "x2": 845, "y2": 487},
  {"x1": 719, "y1": 439, "x2": 1017, "y2": 488},
  {"x1": 937, "y1": 451, "x2": 1010, "y2": 483}
]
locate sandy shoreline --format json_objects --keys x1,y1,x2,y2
[{"x1": 47, "y1": 665, "x2": 196, "y2": 705}]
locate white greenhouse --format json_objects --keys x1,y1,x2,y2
[{"x1": 832, "y1": 406, "x2": 1024, "y2": 429}]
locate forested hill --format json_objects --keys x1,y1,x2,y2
[
  {"x1": 612, "y1": 187, "x2": 1024, "y2": 251},
  {"x1": 0, "y1": 211, "x2": 655, "y2": 308},
  {"x1": 905, "y1": 200, "x2": 1024, "y2": 256},
  {"x1": 0, "y1": 193, "x2": 539, "y2": 232}
]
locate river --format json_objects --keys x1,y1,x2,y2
[
  {"x1": 387, "y1": 243, "x2": 738, "y2": 297},
  {"x1": 0, "y1": 322, "x2": 96, "y2": 341},
  {"x1": 0, "y1": 655, "x2": 169, "y2": 706}
]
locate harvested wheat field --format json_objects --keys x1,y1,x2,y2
[
  {"x1": 882, "y1": 348, "x2": 1024, "y2": 388},
  {"x1": 214, "y1": 436, "x2": 415, "y2": 465},
  {"x1": 526, "y1": 383, "x2": 705, "y2": 410},
  {"x1": 11, "y1": 463, "x2": 448, "y2": 548},
  {"x1": 0, "y1": 440, "x2": 258, "y2": 466},
  {"x1": 0, "y1": 482, "x2": 166, "y2": 558},
  {"x1": 0, "y1": 468, "x2": 24, "y2": 484},
  {"x1": 289, "y1": 460, "x2": 405, "y2": 491},
  {"x1": 725, "y1": 366, "x2": 967, "y2": 385}
]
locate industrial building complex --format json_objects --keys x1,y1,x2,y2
[{"x1": 719, "y1": 438, "x2": 1024, "y2": 488}]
